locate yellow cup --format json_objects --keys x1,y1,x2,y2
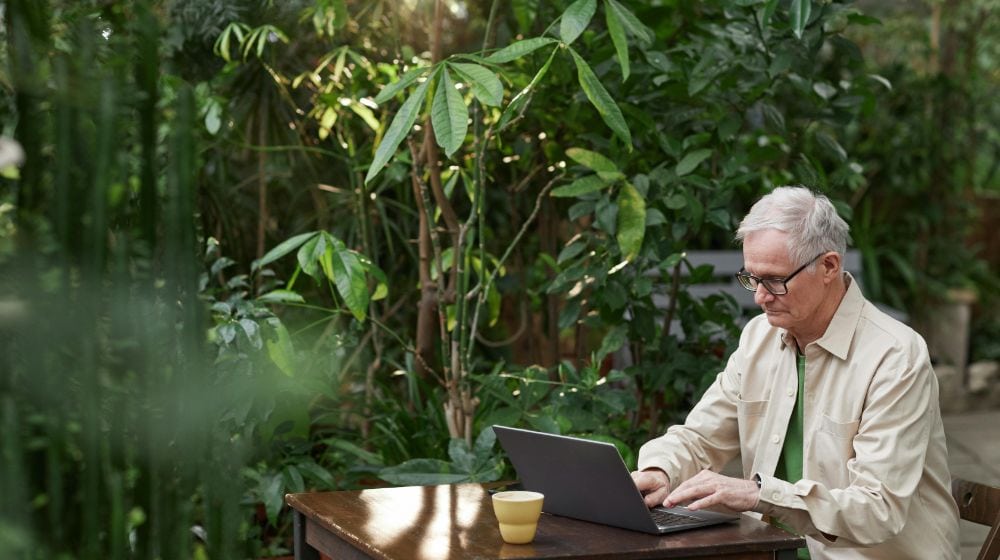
[{"x1": 491, "y1": 490, "x2": 544, "y2": 544}]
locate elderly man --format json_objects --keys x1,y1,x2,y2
[{"x1": 632, "y1": 186, "x2": 959, "y2": 559}]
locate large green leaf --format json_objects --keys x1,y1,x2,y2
[
  {"x1": 812, "y1": 82, "x2": 836, "y2": 100},
  {"x1": 261, "y1": 474, "x2": 285, "y2": 525},
  {"x1": 253, "y1": 231, "x2": 317, "y2": 272},
  {"x1": 239, "y1": 319, "x2": 262, "y2": 349},
  {"x1": 450, "y1": 62, "x2": 503, "y2": 107},
  {"x1": 283, "y1": 467, "x2": 306, "y2": 495},
  {"x1": 687, "y1": 52, "x2": 720, "y2": 96},
  {"x1": 337, "y1": 250, "x2": 371, "y2": 321},
  {"x1": 551, "y1": 175, "x2": 613, "y2": 197},
  {"x1": 475, "y1": 427, "x2": 498, "y2": 457},
  {"x1": 868, "y1": 73, "x2": 893, "y2": 91},
  {"x1": 297, "y1": 233, "x2": 326, "y2": 280},
  {"x1": 761, "y1": 103, "x2": 786, "y2": 132},
  {"x1": 373, "y1": 65, "x2": 430, "y2": 104},
  {"x1": 322, "y1": 438, "x2": 383, "y2": 466},
  {"x1": 676, "y1": 149, "x2": 712, "y2": 176},
  {"x1": 265, "y1": 321, "x2": 296, "y2": 376},
  {"x1": 557, "y1": 241, "x2": 586, "y2": 264},
  {"x1": 365, "y1": 72, "x2": 433, "y2": 184},
  {"x1": 565, "y1": 147, "x2": 622, "y2": 180},
  {"x1": 257, "y1": 289, "x2": 306, "y2": 304},
  {"x1": 379, "y1": 459, "x2": 472, "y2": 486},
  {"x1": 616, "y1": 182, "x2": 645, "y2": 260},
  {"x1": 360, "y1": 256, "x2": 389, "y2": 301},
  {"x1": 604, "y1": 1, "x2": 629, "y2": 81},
  {"x1": 349, "y1": 101, "x2": 380, "y2": 132},
  {"x1": 559, "y1": 0, "x2": 597, "y2": 44},
  {"x1": 449, "y1": 438, "x2": 477, "y2": 472},
  {"x1": 322, "y1": 235, "x2": 370, "y2": 321},
  {"x1": 790, "y1": 0, "x2": 811, "y2": 39},
  {"x1": 297, "y1": 459, "x2": 338, "y2": 488},
  {"x1": 596, "y1": 324, "x2": 628, "y2": 362},
  {"x1": 606, "y1": 0, "x2": 654, "y2": 46},
  {"x1": 484, "y1": 37, "x2": 557, "y2": 64},
  {"x1": 431, "y1": 69, "x2": 468, "y2": 157},
  {"x1": 758, "y1": 0, "x2": 779, "y2": 31},
  {"x1": 815, "y1": 131, "x2": 847, "y2": 162},
  {"x1": 570, "y1": 49, "x2": 632, "y2": 148}
]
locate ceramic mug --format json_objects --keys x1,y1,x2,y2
[{"x1": 491, "y1": 490, "x2": 544, "y2": 544}]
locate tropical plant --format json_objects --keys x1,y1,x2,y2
[
  {"x1": 5, "y1": 1, "x2": 997, "y2": 557},
  {"x1": 0, "y1": 2, "x2": 253, "y2": 557},
  {"x1": 506, "y1": 0, "x2": 883, "y2": 438},
  {"x1": 843, "y1": 0, "x2": 1000, "y2": 321}
]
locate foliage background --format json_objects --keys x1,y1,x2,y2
[{"x1": 1, "y1": 0, "x2": 997, "y2": 557}]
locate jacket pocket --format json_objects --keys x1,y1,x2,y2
[
  {"x1": 812, "y1": 414, "x2": 860, "y2": 487},
  {"x1": 818, "y1": 414, "x2": 860, "y2": 439},
  {"x1": 737, "y1": 398, "x2": 768, "y2": 418},
  {"x1": 737, "y1": 398, "x2": 769, "y2": 474}
]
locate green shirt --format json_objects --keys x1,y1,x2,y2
[{"x1": 773, "y1": 354, "x2": 810, "y2": 560}]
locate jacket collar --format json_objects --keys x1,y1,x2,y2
[{"x1": 779, "y1": 272, "x2": 863, "y2": 360}]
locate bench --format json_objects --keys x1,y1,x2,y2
[
  {"x1": 951, "y1": 478, "x2": 1000, "y2": 560},
  {"x1": 614, "y1": 249, "x2": 906, "y2": 368}
]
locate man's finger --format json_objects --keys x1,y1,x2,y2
[
  {"x1": 664, "y1": 488, "x2": 696, "y2": 508},
  {"x1": 643, "y1": 487, "x2": 669, "y2": 508},
  {"x1": 683, "y1": 494, "x2": 717, "y2": 511}
]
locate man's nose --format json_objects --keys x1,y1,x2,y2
[{"x1": 753, "y1": 284, "x2": 774, "y2": 306}]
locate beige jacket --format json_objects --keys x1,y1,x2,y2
[{"x1": 638, "y1": 274, "x2": 959, "y2": 559}]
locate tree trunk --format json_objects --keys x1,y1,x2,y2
[{"x1": 411, "y1": 152, "x2": 437, "y2": 379}]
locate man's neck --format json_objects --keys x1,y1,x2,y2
[{"x1": 788, "y1": 277, "x2": 849, "y2": 350}]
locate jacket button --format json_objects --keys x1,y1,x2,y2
[{"x1": 771, "y1": 435, "x2": 780, "y2": 444}]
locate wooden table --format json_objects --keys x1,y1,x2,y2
[{"x1": 286, "y1": 484, "x2": 805, "y2": 559}]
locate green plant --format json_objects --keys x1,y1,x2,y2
[
  {"x1": 8, "y1": 1, "x2": 991, "y2": 556},
  {"x1": 201, "y1": 223, "x2": 392, "y2": 550},
  {"x1": 843, "y1": 1, "x2": 1000, "y2": 317},
  {"x1": 534, "y1": 0, "x2": 879, "y2": 437},
  {"x1": 378, "y1": 429, "x2": 505, "y2": 486},
  {"x1": 0, "y1": 2, "x2": 251, "y2": 555}
]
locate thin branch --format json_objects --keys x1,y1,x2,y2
[
  {"x1": 512, "y1": 164, "x2": 545, "y2": 194},
  {"x1": 475, "y1": 300, "x2": 528, "y2": 347},
  {"x1": 482, "y1": 0, "x2": 504, "y2": 52},
  {"x1": 465, "y1": 170, "x2": 564, "y2": 364},
  {"x1": 455, "y1": 0, "x2": 505, "y2": 387},
  {"x1": 661, "y1": 259, "x2": 684, "y2": 343}
]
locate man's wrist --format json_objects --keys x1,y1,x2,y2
[
  {"x1": 750, "y1": 473, "x2": 764, "y2": 513},
  {"x1": 643, "y1": 467, "x2": 671, "y2": 488}
]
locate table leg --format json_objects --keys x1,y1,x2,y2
[{"x1": 293, "y1": 509, "x2": 320, "y2": 560}]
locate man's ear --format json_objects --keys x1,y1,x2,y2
[{"x1": 821, "y1": 252, "x2": 842, "y2": 282}]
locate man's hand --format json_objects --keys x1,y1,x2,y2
[
  {"x1": 664, "y1": 469, "x2": 759, "y2": 512},
  {"x1": 631, "y1": 469, "x2": 671, "y2": 508}
]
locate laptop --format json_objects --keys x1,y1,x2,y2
[{"x1": 492, "y1": 425, "x2": 739, "y2": 535}]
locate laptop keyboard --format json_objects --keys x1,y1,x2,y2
[{"x1": 650, "y1": 508, "x2": 701, "y2": 528}]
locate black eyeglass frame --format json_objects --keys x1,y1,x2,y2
[{"x1": 735, "y1": 252, "x2": 826, "y2": 296}]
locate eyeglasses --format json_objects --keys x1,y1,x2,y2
[{"x1": 735, "y1": 253, "x2": 825, "y2": 296}]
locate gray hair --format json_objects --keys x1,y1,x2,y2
[{"x1": 735, "y1": 186, "x2": 850, "y2": 268}]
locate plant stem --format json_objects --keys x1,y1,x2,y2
[{"x1": 466, "y1": 171, "x2": 564, "y2": 366}]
